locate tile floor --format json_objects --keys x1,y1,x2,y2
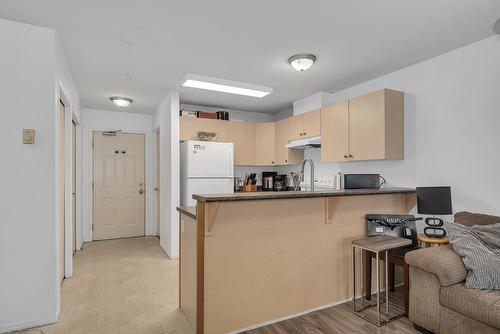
[{"x1": 18, "y1": 237, "x2": 193, "y2": 334}]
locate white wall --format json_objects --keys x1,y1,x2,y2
[
  {"x1": 81, "y1": 109, "x2": 155, "y2": 242},
  {"x1": 157, "y1": 92, "x2": 180, "y2": 258},
  {"x1": 0, "y1": 19, "x2": 59, "y2": 332},
  {"x1": 279, "y1": 36, "x2": 500, "y2": 216}
]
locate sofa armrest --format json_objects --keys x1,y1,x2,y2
[{"x1": 405, "y1": 245, "x2": 467, "y2": 287}]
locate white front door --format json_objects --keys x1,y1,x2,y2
[{"x1": 93, "y1": 132, "x2": 145, "y2": 240}]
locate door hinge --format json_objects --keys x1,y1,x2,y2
[
  {"x1": 92, "y1": 224, "x2": 94, "y2": 231},
  {"x1": 92, "y1": 182, "x2": 94, "y2": 189},
  {"x1": 92, "y1": 141, "x2": 94, "y2": 148}
]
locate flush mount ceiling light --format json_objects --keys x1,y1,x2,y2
[
  {"x1": 288, "y1": 54, "x2": 316, "y2": 71},
  {"x1": 182, "y1": 73, "x2": 273, "y2": 98},
  {"x1": 110, "y1": 96, "x2": 133, "y2": 107}
]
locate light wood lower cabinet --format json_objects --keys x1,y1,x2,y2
[
  {"x1": 254, "y1": 122, "x2": 275, "y2": 165},
  {"x1": 226, "y1": 121, "x2": 255, "y2": 165},
  {"x1": 180, "y1": 117, "x2": 228, "y2": 142},
  {"x1": 275, "y1": 118, "x2": 303, "y2": 165},
  {"x1": 321, "y1": 89, "x2": 404, "y2": 162}
]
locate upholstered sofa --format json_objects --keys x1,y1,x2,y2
[{"x1": 405, "y1": 212, "x2": 500, "y2": 334}]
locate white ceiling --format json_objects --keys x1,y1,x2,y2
[{"x1": 1, "y1": 0, "x2": 499, "y2": 114}]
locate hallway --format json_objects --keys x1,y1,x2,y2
[{"x1": 20, "y1": 237, "x2": 193, "y2": 334}]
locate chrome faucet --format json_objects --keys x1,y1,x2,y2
[{"x1": 300, "y1": 158, "x2": 315, "y2": 192}]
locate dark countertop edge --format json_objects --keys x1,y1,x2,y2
[
  {"x1": 193, "y1": 187, "x2": 416, "y2": 203},
  {"x1": 176, "y1": 206, "x2": 197, "y2": 219}
]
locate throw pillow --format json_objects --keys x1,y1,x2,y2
[{"x1": 444, "y1": 221, "x2": 500, "y2": 289}]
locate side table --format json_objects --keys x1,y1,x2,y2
[{"x1": 352, "y1": 235, "x2": 412, "y2": 326}]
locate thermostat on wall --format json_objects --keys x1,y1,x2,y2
[{"x1": 23, "y1": 129, "x2": 35, "y2": 144}]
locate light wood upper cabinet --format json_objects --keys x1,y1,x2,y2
[
  {"x1": 179, "y1": 117, "x2": 228, "y2": 142},
  {"x1": 288, "y1": 109, "x2": 321, "y2": 140},
  {"x1": 226, "y1": 121, "x2": 255, "y2": 165},
  {"x1": 275, "y1": 118, "x2": 303, "y2": 165},
  {"x1": 321, "y1": 101, "x2": 349, "y2": 162},
  {"x1": 349, "y1": 89, "x2": 404, "y2": 161},
  {"x1": 288, "y1": 115, "x2": 304, "y2": 140},
  {"x1": 302, "y1": 109, "x2": 321, "y2": 138},
  {"x1": 254, "y1": 122, "x2": 275, "y2": 165},
  {"x1": 320, "y1": 89, "x2": 404, "y2": 162}
]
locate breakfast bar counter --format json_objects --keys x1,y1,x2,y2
[{"x1": 179, "y1": 188, "x2": 416, "y2": 334}]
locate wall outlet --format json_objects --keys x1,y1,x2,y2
[{"x1": 23, "y1": 129, "x2": 35, "y2": 144}]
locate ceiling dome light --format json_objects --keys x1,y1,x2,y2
[
  {"x1": 493, "y1": 18, "x2": 500, "y2": 35},
  {"x1": 110, "y1": 96, "x2": 133, "y2": 107},
  {"x1": 288, "y1": 54, "x2": 316, "y2": 71}
]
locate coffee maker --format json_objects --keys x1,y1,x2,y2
[{"x1": 262, "y1": 172, "x2": 277, "y2": 191}]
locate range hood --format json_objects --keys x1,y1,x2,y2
[{"x1": 285, "y1": 136, "x2": 321, "y2": 150}]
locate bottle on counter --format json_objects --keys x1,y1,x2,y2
[{"x1": 336, "y1": 172, "x2": 342, "y2": 190}]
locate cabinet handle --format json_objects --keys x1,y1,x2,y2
[
  {"x1": 349, "y1": 154, "x2": 353, "y2": 158},
  {"x1": 344, "y1": 155, "x2": 348, "y2": 159},
  {"x1": 303, "y1": 132, "x2": 306, "y2": 135},
  {"x1": 285, "y1": 159, "x2": 288, "y2": 163},
  {"x1": 272, "y1": 161, "x2": 274, "y2": 164}
]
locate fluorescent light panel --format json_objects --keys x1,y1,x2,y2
[{"x1": 182, "y1": 74, "x2": 273, "y2": 98}]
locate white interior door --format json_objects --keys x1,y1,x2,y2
[
  {"x1": 93, "y1": 132, "x2": 145, "y2": 240},
  {"x1": 58, "y1": 100, "x2": 65, "y2": 283}
]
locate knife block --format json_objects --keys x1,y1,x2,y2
[{"x1": 243, "y1": 184, "x2": 257, "y2": 192}]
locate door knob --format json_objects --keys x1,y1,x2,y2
[{"x1": 139, "y1": 189, "x2": 144, "y2": 194}]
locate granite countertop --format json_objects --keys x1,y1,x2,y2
[
  {"x1": 176, "y1": 206, "x2": 196, "y2": 219},
  {"x1": 193, "y1": 187, "x2": 416, "y2": 203}
]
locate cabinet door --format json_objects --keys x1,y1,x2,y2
[
  {"x1": 349, "y1": 90, "x2": 386, "y2": 160},
  {"x1": 226, "y1": 122, "x2": 255, "y2": 165},
  {"x1": 254, "y1": 122, "x2": 275, "y2": 165},
  {"x1": 302, "y1": 109, "x2": 321, "y2": 138},
  {"x1": 275, "y1": 118, "x2": 289, "y2": 165},
  {"x1": 288, "y1": 115, "x2": 304, "y2": 140},
  {"x1": 179, "y1": 117, "x2": 228, "y2": 142},
  {"x1": 320, "y1": 101, "x2": 349, "y2": 162},
  {"x1": 275, "y1": 118, "x2": 303, "y2": 165}
]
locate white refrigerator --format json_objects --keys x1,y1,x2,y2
[{"x1": 180, "y1": 140, "x2": 234, "y2": 206}]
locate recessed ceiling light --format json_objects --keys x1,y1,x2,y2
[
  {"x1": 182, "y1": 73, "x2": 273, "y2": 98},
  {"x1": 110, "y1": 96, "x2": 133, "y2": 107},
  {"x1": 288, "y1": 54, "x2": 316, "y2": 71}
]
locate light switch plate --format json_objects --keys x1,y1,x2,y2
[{"x1": 23, "y1": 129, "x2": 35, "y2": 144}]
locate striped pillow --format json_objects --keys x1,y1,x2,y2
[{"x1": 444, "y1": 221, "x2": 500, "y2": 290}]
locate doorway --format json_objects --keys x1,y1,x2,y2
[
  {"x1": 93, "y1": 131, "x2": 145, "y2": 240},
  {"x1": 156, "y1": 130, "x2": 160, "y2": 238},
  {"x1": 58, "y1": 100, "x2": 65, "y2": 283}
]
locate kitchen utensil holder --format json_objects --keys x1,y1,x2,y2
[{"x1": 243, "y1": 184, "x2": 257, "y2": 192}]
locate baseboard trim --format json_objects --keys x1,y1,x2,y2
[
  {"x1": 228, "y1": 298, "x2": 352, "y2": 334},
  {"x1": 0, "y1": 316, "x2": 56, "y2": 334}
]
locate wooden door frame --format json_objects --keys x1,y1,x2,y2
[{"x1": 91, "y1": 130, "x2": 147, "y2": 240}]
